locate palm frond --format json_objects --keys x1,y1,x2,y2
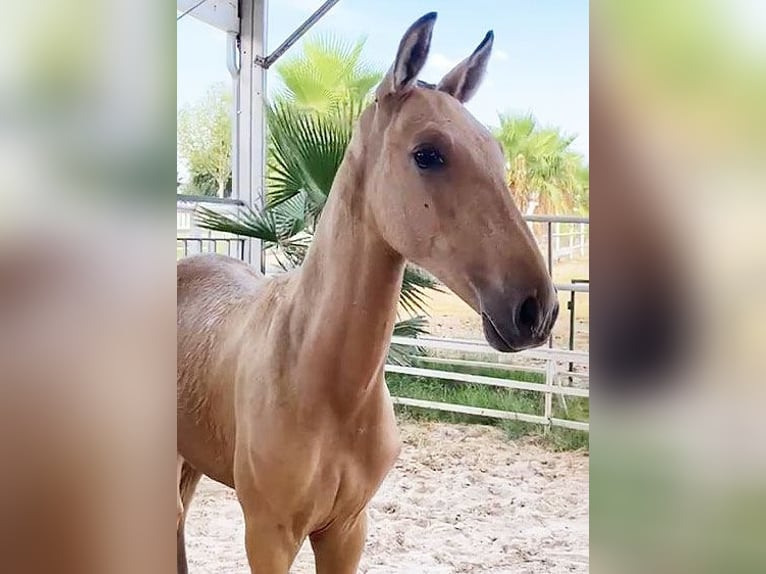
[
  {"x1": 399, "y1": 265, "x2": 443, "y2": 318},
  {"x1": 495, "y1": 112, "x2": 588, "y2": 215},
  {"x1": 388, "y1": 316, "x2": 429, "y2": 366},
  {"x1": 274, "y1": 34, "x2": 382, "y2": 114},
  {"x1": 196, "y1": 194, "x2": 308, "y2": 247},
  {"x1": 196, "y1": 205, "x2": 280, "y2": 244},
  {"x1": 196, "y1": 199, "x2": 313, "y2": 270},
  {"x1": 279, "y1": 234, "x2": 312, "y2": 268},
  {"x1": 266, "y1": 101, "x2": 353, "y2": 210}
]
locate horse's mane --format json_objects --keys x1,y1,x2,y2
[{"x1": 416, "y1": 80, "x2": 437, "y2": 90}]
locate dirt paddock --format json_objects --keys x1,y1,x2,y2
[{"x1": 185, "y1": 422, "x2": 589, "y2": 573}]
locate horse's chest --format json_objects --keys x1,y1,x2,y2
[
  {"x1": 316, "y1": 424, "x2": 401, "y2": 518},
  {"x1": 236, "y1": 376, "x2": 401, "y2": 527}
]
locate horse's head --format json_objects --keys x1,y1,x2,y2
[{"x1": 355, "y1": 12, "x2": 558, "y2": 352}]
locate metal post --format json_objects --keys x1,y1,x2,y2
[
  {"x1": 546, "y1": 221, "x2": 553, "y2": 275},
  {"x1": 227, "y1": 32, "x2": 240, "y2": 201},
  {"x1": 256, "y1": 0, "x2": 342, "y2": 68},
  {"x1": 568, "y1": 287, "x2": 576, "y2": 379},
  {"x1": 547, "y1": 221, "x2": 553, "y2": 349},
  {"x1": 544, "y1": 359, "x2": 555, "y2": 435},
  {"x1": 568, "y1": 278, "x2": 588, "y2": 376},
  {"x1": 234, "y1": 0, "x2": 267, "y2": 271}
]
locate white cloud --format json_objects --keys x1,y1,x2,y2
[
  {"x1": 424, "y1": 49, "x2": 505, "y2": 84},
  {"x1": 428, "y1": 52, "x2": 458, "y2": 73}
]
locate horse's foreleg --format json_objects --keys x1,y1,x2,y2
[
  {"x1": 310, "y1": 512, "x2": 367, "y2": 574},
  {"x1": 177, "y1": 459, "x2": 202, "y2": 574},
  {"x1": 176, "y1": 455, "x2": 184, "y2": 529},
  {"x1": 240, "y1": 509, "x2": 302, "y2": 574}
]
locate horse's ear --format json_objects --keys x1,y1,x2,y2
[
  {"x1": 437, "y1": 31, "x2": 494, "y2": 103},
  {"x1": 378, "y1": 12, "x2": 437, "y2": 98}
]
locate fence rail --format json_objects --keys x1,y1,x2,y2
[
  {"x1": 387, "y1": 336, "x2": 589, "y2": 433},
  {"x1": 176, "y1": 237, "x2": 246, "y2": 259},
  {"x1": 550, "y1": 222, "x2": 589, "y2": 261}
]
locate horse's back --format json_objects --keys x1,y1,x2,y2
[
  {"x1": 177, "y1": 253, "x2": 265, "y2": 303},
  {"x1": 177, "y1": 254, "x2": 267, "y2": 353},
  {"x1": 177, "y1": 254, "x2": 268, "y2": 486}
]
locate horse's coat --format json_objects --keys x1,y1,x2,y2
[{"x1": 177, "y1": 12, "x2": 558, "y2": 574}]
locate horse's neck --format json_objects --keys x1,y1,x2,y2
[{"x1": 290, "y1": 159, "x2": 405, "y2": 396}]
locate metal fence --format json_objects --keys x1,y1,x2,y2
[
  {"x1": 176, "y1": 237, "x2": 246, "y2": 259},
  {"x1": 550, "y1": 222, "x2": 589, "y2": 261},
  {"x1": 176, "y1": 196, "x2": 589, "y2": 433},
  {"x1": 387, "y1": 335, "x2": 589, "y2": 432}
]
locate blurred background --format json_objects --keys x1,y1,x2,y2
[
  {"x1": 591, "y1": 0, "x2": 766, "y2": 572},
  {"x1": 0, "y1": 1, "x2": 175, "y2": 572}
]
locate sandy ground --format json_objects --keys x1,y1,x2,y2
[{"x1": 185, "y1": 422, "x2": 589, "y2": 574}]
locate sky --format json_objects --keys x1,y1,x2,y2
[{"x1": 177, "y1": 0, "x2": 589, "y2": 160}]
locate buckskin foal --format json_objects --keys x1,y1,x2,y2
[{"x1": 177, "y1": 12, "x2": 558, "y2": 574}]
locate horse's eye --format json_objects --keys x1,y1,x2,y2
[{"x1": 412, "y1": 146, "x2": 445, "y2": 170}]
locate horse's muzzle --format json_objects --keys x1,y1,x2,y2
[{"x1": 480, "y1": 290, "x2": 559, "y2": 352}]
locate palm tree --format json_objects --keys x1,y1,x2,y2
[
  {"x1": 274, "y1": 35, "x2": 383, "y2": 115},
  {"x1": 196, "y1": 38, "x2": 438, "y2": 364},
  {"x1": 572, "y1": 164, "x2": 589, "y2": 214},
  {"x1": 494, "y1": 113, "x2": 588, "y2": 215}
]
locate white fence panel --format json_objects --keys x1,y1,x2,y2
[{"x1": 386, "y1": 336, "x2": 589, "y2": 433}]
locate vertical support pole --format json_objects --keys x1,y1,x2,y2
[
  {"x1": 568, "y1": 287, "x2": 576, "y2": 378},
  {"x1": 227, "y1": 32, "x2": 240, "y2": 201},
  {"x1": 580, "y1": 222, "x2": 586, "y2": 256},
  {"x1": 544, "y1": 358, "x2": 555, "y2": 435},
  {"x1": 546, "y1": 221, "x2": 553, "y2": 278},
  {"x1": 547, "y1": 220, "x2": 553, "y2": 349},
  {"x1": 234, "y1": 0, "x2": 267, "y2": 271},
  {"x1": 544, "y1": 219, "x2": 557, "y2": 427}
]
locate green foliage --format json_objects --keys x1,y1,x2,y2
[
  {"x1": 265, "y1": 100, "x2": 355, "y2": 213},
  {"x1": 177, "y1": 83, "x2": 232, "y2": 197},
  {"x1": 185, "y1": 172, "x2": 232, "y2": 197},
  {"x1": 400, "y1": 266, "x2": 443, "y2": 318},
  {"x1": 494, "y1": 113, "x2": 589, "y2": 215},
  {"x1": 388, "y1": 317, "x2": 429, "y2": 366},
  {"x1": 196, "y1": 195, "x2": 311, "y2": 269},
  {"x1": 274, "y1": 35, "x2": 383, "y2": 114}
]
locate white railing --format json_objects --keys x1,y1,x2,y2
[
  {"x1": 177, "y1": 195, "x2": 244, "y2": 239},
  {"x1": 524, "y1": 214, "x2": 589, "y2": 272},
  {"x1": 551, "y1": 222, "x2": 589, "y2": 261},
  {"x1": 386, "y1": 335, "x2": 589, "y2": 433}
]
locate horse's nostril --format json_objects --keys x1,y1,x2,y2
[{"x1": 517, "y1": 296, "x2": 539, "y2": 331}]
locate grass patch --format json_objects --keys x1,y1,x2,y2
[{"x1": 386, "y1": 358, "x2": 589, "y2": 451}]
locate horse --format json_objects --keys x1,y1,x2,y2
[{"x1": 177, "y1": 12, "x2": 558, "y2": 574}]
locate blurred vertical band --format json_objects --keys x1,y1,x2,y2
[
  {"x1": 0, "y1": 1, "x2": 176, "y2": 573},
  {"x1": 591, "y1": 0, "x2": 766, "y2": 572}
]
